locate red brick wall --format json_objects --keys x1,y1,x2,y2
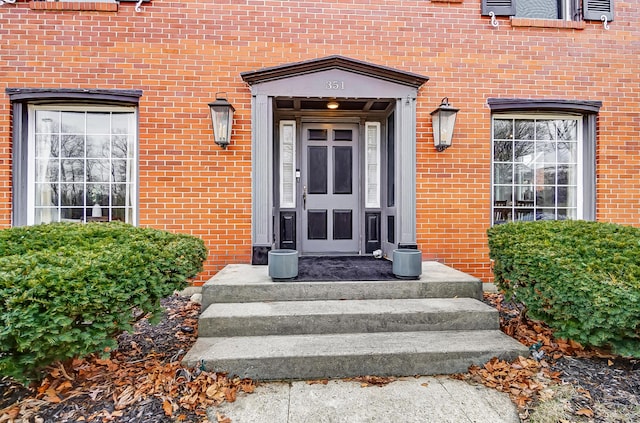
[{"x1": 1, "y1": 0, "x2": 638, "y2": 283}]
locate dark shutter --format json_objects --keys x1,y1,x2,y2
[
  {"x1": 481, "y1": 0, "x2": 516, "y2": 16},
  {"x1": 583, "y1": 0, "x2": 614, "y2": 21}
]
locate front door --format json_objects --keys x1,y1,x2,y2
[{"x1": 301, "y1": 123, "x2": 360, "y2": 254}]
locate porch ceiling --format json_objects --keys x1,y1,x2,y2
[{"x1": 274, "y1": 97, "x2": 394, "y2": 114}]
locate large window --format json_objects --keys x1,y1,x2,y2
[
  {"x1": 492, "y1": 115, "x2": 582, "y2": 224},
  {"x1": 28, "y1": 106, "x2": 137, "y2": 225},
  {"x1": 6, "y1": 88, "x2": 142, "y2": 227}
]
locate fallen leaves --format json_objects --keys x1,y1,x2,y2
[
  {"x1": 350, "y1": 375, "x2": 396, "y2": 387},
  {"x1": 459, "y1": 356, "x2": 561, "y2": 409},
  {"x1": 0, "y1": 296, "x2": 256, "y2": 423}
]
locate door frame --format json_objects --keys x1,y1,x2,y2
[{"x1": 241, "y1": 56, "x2": 428, "y2": 264}]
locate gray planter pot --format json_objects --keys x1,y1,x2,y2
[
  {"x1": 392, "y1": 249, "x2": 422, "y2": 279},
  {"x1": 268, "y1": 249, "x2": 298, "y2": 281}
]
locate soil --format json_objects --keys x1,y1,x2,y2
[{"x1": 2, "y1": 293, "x2": 639, "y2": 423}]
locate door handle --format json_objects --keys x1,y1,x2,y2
[{"x1": 303, "y1": 185, "x2": 307, "y2": 210}]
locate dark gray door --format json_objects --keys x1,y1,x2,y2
[{"x1": 301, "y1": 123, "x2": 360, "y2": 254}]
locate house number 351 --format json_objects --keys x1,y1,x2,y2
[{"x1": 326, "y1": 81, "x2": 345, "y2": 90}]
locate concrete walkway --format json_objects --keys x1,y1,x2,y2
[{"x1": 210, "y1": 376, "x2": 520, "y2": 423}]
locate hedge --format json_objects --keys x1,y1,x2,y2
[
  {"x1": 487, "y1": 220, "x2": 640, "y2": 358},
  {"x1": 0, "y1": 222, "x2": 207, "y2": 382}
]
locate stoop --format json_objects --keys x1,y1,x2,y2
[{"x1": 183, "y1": 261, "x2": 528, "y2": 380}]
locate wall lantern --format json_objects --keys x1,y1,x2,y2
[
  {"x1": 208, "y1": 93, "x2": 235, "y2": 149},
  {"x1": 430, "y1": 97, "x2": 459, "y2": 152}
]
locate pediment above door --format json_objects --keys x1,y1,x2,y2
[{"x1": 241, "y1": 55, "x2": 429, "y2": 97}]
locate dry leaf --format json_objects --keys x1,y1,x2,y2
[
  {"x1": 306, "y1": 379, "x2": 329, "y2": 385},
  {"x1": 216, "y1": 412, "x2": 232, "y2": 423},
  {"x1": 206, "y1": 384, "x2": 220, "y2": 399},
  {"x1": 45, "y1": 387, "x2": 62, "y2": 403},
  {"x1": 224, "y1": 387, "x2": 237, "y2": 403},
  {"x1": 576, "y1": 408, "x2": 594, "y2": 417},
  {"x1": 162, "y1": 399, "x2": 173, "y2": 417}
]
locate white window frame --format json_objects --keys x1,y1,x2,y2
[
  {"x1": 27, "y1": 104, "x2": 138, "y2": 225},
  {"x1": 279, "y1": 120, "x2": 297, "y2": 209},
  {"x1": 491, "y1": 113, "x2": 584, "y2": 225},
  {"x1": 365, "y1": 122, "x2": 381, "y2": 209}
]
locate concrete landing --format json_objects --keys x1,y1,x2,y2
[
  {"x1": 201, "y1": 261, "x2": 483, "y2": 309},
  {"x1": 211, "y1": 376, "x2": 520, "y2": 423}
]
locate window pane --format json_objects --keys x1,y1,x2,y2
[
  {"x1": 514, "y1": 141, "x2": 535, "y2": 162},
  {"x1": 557, "y1": 142, "x2": 577, "y2": 163},
  {"x1": 60, "y1": 183, "x2": 84, "y2": 207},
  {"x1": 516, "y1": 0, "x2": 558, "y2": 19},
  {"x1": 86, "y1": 159, "x2": 110, "y2": 183},
  {"x1": 87, "y1": 135, "x2": 110, "y2": 158},
  {"x1": 558, "y1": 164, "x2": 577, "y2": 185},
  {"x1": 493, "y1": 119, "x2": 513, "y2": 140},
  {"x1": 35, "y1": 183, "x2": 58, "y2": 206},
  {"x1": 514, "y1": 163, "x2": 533, "y2": 184},
  {"x1": 539, "y1": 141, "x2": 556, "y2": 162},
  {"x1": 112, "y1": 135, "x2": 132, "y2": 159},
  {"x1": 61, "y1": 159, "x2": 84, "y2": 183},
  {"x1": 36, "y1": 111, "x2": 59, "y2": 133},
  {"x1": 557, "y1": 120, "x2": 577, "y2": 141},
  {"x1": 60, "y1": 112, "x2": 85, "y2": 134},
  {"x1": 514, "y1": 120, "x2": 535, "y2": 140},
  {"x1": 36, "y1": 134, "x2": 59, "y2": 158},
  {"x1": 35, "y1": 208, "x2": 59, "y2": 224},
  {"x1": 35, "y1": 159, "x2": 59, "y2": 182},
  {"x1": 493, "y1": 141, "x2": 512, "y2": 162},
  {"x1": 536, "y1": 120, "x2": 555, "y2": 140},
  {"x1": 493, "y1": 164, "x2": 512, "y2": 184},
  {"x1": 86, "y1": 113, "x2": 111, "y2": 134},
  {"x1": 61, "y1": 207, "x2": 84, "y2": 221},
  {"x1": 112, "y1": 184, "x2": 131, "y2": 207},
  {"x1": 86, "y1": 184, "x2": 109, "y2": 207},
  {"x1": 112, "y1": 113, "x2": 130, "y2": 134},
  {"x1": 61, "y1": 135, "x2": 85, "y2": 158},
  {"x1": 494, "y1": 186, "x2": 512, "y2": 203}
]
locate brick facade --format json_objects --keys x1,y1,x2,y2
[{"x1": 1, "y1": 0, "x2": 638, "y2": 284}]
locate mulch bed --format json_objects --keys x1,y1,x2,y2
[
  {"x1": 1, "y1": 296, "x2": 254, "y2": 423},
  {"x1": 1, "y1": 292, "x2": 638, "y2": 423},
  {"x1": 475, "y1": 293, "x2": 640, "y2": 422}
]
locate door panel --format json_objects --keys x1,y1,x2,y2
[{"x1": 301, "y1": 123, "x2": 360, "y2": 254}]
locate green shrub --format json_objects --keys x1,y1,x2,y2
[
  {"x1": 0, "y1": 222, "x2": 207, "y2": 382},
  {"x1": 488, "y1": 220, "x2": 640, "y2": 357}
]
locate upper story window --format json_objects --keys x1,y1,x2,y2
[{"x1": 482, "y1": 0, "x2": 614, "y2": 22}]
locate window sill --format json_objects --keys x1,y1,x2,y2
[
  {"x1": 30, "y1": 1, "x2": 118, "y2": 12},
  {"x1": 431, "y1": 0, "x2": 463, "y2": 3},
  {"x1": 510, "y1": 17, "x2": 586, "y2": 30}
]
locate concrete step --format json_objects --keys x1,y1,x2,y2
[
  {"x1": 198, "y1": 298, "x2": 499, "y2": 337},
  {"x1": 201, "y1": 262, "x2": 482, "y2": 309},
  {"x1": 182, "y1": 330, "x2": 530, "y2": 381}
]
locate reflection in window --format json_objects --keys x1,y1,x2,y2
[
  {"x1": 492, "y1": 116, "x2": 581, "y2": 224},
  {"x1": 30, "y1": 107, "x2": 136, "y2": 224}
]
